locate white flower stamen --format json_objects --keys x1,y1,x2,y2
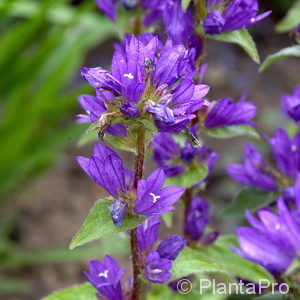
[
  {"x1": 98, "y1": 270, "x2": 109, "y2": 278},
  {"x1": 150, "y1": 193, "x2": 161, "y2": 203},
  {"x1": 123, "y1": 73, "x2": 134, "y2": 80}
]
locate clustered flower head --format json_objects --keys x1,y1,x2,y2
[
  {"x1": 227, "y1": 128, "x2": 300, "y2": 192},
  {"x1": 281, "y1": 85, "x2": 300, "y2": 126},
  {"x1": 78, "y1": 34, "x2": 210, "y2": 135},
  {"x1": 204, "y1": 0, "x2": 271, "y2": 34},
  {"x1": 233, "y1": 197, "x2": 300, "y2": 276}
]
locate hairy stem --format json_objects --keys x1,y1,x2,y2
[{"x1": 131, "y1": 126, "x2": 146, "y2": 300}]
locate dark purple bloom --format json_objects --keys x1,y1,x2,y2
[
  {"x1": 142, "y1": 0, "x2": 193, "y2": 44},
  {"x1": 156, "y1": 235, "x2": 186, "y2": 260},
  {"x1": 206, "y1": 0, "x2": 223, "y2": 10},
  {"x1": 281, "y1": 85, "x2": 300, "y2": 125},
  {"x1": 269, "y1": 129, "x2": 300, "y2": 179},
  {"x1": 77, "y1": 142, "x2": 130, "y2": 225},
  {"x1": 227, "y1": 144, "x2": 278, "y2": 191},
  {"x1": 85, "y1": 255, "x2": 125, "y2": 300},
  {"x1": 202, "y1": 231, "x2": 219, "y2": 245},
  {"x1": 137, "y1": 216, "x2": 161, "y2": 252},
  {"x1": 80, "y1": 34, "x2": 210, "y2": 134},
  {"x1": 184, "y1": 197, "x2": 209, "y2": 241},
  {"x1": 232, "y1": 198, "x2": 299, "y2": 275},
  {"x1": 297, "y1": 23, "x2": 300, "y2": 34},
  {"x1": 204, "y1": 0, "x2": 271, "y2": 34},
  {"x1": 152, "y1": 131, "x2": 218, "y2": 181},
  {"x1": 204, "y1": 95, "x2": 256, "y2": 128},
  {"x1": 134, "y1": 168, "x2": 185, "y2": 215},
  {"x1": 145, "y1": 251, "x2": 172, "y2": 283}
]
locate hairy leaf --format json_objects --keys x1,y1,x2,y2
[
  {"x1": 220, "y1": 187, "x2": 276, "y2": 219},
  {"x1": 206, "y1": 125, "x2": 259, "y2": 139},
  {"x1": 42, "y1": 283, "x2": 97, "y2": 300},
  {"x1": 172, "y1": 247, "x2": 228, "y2": 279},
  {"x1": 70, "y1": 199, "x2": 144, "y2": 249},
  {"x1": 259, "y1": 45, "x2": 300, "y2": 72}
]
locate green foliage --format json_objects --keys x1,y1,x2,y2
[
  {"x1": 259, "y1": 45, "x2": 300, "y2": 72},
  {"x1": 206, "y1": 125, "x2": 259, "y2": 139},
  {"x1": 0, "y1": 278, "x2": 29, "y2": 295},
  {"x1": 165, "y1": 164, "x2": 208, "y2": 188},
  {"x1": 70, "y1": 198, "x2": 144, "y2": 249},
  {"x1": 161, "y1": 211, "x2": 173, "y2": 228},
  {"x1": 42, "y1": 283, "x2": 97, "y2": 300},
  {"x1": 0, "y1": 0, "x2": 117, "y2": 198},
  {"x1": 220, "y1": 187, "x2": 276, "y2": 219},
  {"x1": 206, "y1": 29, "x2": 260, "y2": 63},
  {"x1": 253, "y1": 293, "x2": 285, "y2": 300},
  {"x1": 0, "y1": 235, "x2": 129, "y2": 270},
  {"x1": 181, "y1": 0, "x2": 192, "y2": 11},
  {"x1": 275, "y1": 0, "x2": 300, "y2": 33},
  {"x1": 172, "y1": 247, "x2": 228, "y2": 280},
  {"x1": 201, "y1": 235, "x2": 275, "y2": 283}
]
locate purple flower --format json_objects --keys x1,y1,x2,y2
[
  {"x1": 156, "y1": 234, "x2": 187, "y2": 260},
  {"x1": 134, "y1": 168, "x2": 185, "y2": 215},
  {"x1": 137, "y1": 216, "x2": 161, "y2": 252},
  {"x1": 232, "y1": 198, "x2": 299, "y2": 275},
  {"x1": 184, "y1": 197, "x2": 209, "y2": 241},
  {"x1": 145, "y1": 251, "x2": 172, "y2": 283},
  {"x1": 204, "y1": 0, "x2": 271, "y2": 34},
  {"x1": 269, "y1": 129, "x2": 300, "y2": 179},
  {"x1": 95, "y1": 0, "x2": 138, "y2": 21},
  {"x1": 227, "y1": 144, "x2": 278, "y2": 191},
  {"x1": 85, "y1": 255, "x2": 125, "y2": 300},
  {"x1": 281, "y1": 85, "x2": 300, "y2": 125},
  {"x1": 152, "y1": 131, "x2": 218, "y2": 180},
  {"x1": 77, "y1": 142, "x2": 130, "y2": 225},
  {"x1": 204, "y1": 95, "x2": 256, "y2": 128},
  {"x1": 142, "y1": 0, "x2": 193, "y2": 44},
  {"x1": 80, "y1": 34, "x2": 210, "y2": 134}
]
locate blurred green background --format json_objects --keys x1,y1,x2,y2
[{"x1": 0, "y1": 0, "x2": 299, "y2": 299}]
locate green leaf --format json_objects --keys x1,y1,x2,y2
[
  {"x1": 259, "y1": 45, "x2": 300, "y2": 72},
  {"x1": 42, "y1": 283, "x2": 97, "y2": 300},
  {"x1": 207, "y1": 29, "x2": 260, "y2": 63},
  {"x1": 201, "y1": 235, "x2": 275, "y2": 283},
  {"x1": 220, "y1": 187, "x2": 276, "y2": 219},
  {"x1": 161, "y1": 211, "x2": 173, "y2": 228},
  {"x1": 70, "y1": 199, "x2": 144, "y2": 249},
  {"x1": 172, "y1": 247, "x2": 228, "y2": 280},
  {"x1": 181, "y1": 0, "x2": 192, "y2": 11},
  {"x1": 253, "y1": 292, "x2": 285, "y2": 300},
  {"x1": 276, "y1": 0, "x2": 300, "y2": 33},
  {"x1": 165, "y1": 164, "x2": 208, "y2": 188},
  {"x1": 206, "y1": 125, "x2": 259, "y2": 139}
]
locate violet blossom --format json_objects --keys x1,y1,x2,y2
[
  {"x1": 227, "y1": 143, "x2": 278, "y2": 191},
  {"x1": 134, "y1": 168, "x2": 185, "y2": 215},
  {"x1": 79, "y1": 34, "x2": 210, "y2": 135},
  {"x1": 184, "y1": 197, "x2": 210, "y2": 241},
  {"x1": 204, "y1": 0, "x2": 271, "y2": 35},
  {"x1": 85, "y1": 255, "x2": 125, "y2": 300},
  {"x1": 281, "y1": 85, "x2": 300, "y2": 126},
  {"x1": 204, "y1": 95, "x2": 257, "y2": 129},
  {"x1": 232, "y1": 198, "x2": 300, "y2": 275},
  {"x1": 152, "y1": 130, "x2": 218, "y2": 181}
]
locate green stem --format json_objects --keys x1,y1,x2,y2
[{"x1": 131, "y1": 126, "x2": 146, "y2": 300}]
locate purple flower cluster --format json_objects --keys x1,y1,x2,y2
[
  {"x1": 152, "y1": 129, "x2": 218, "y2": 181},
  {"x1": 281, "y1": 85, "x2": 300, "y2": 126},
  {"x1": 85, "y1": 255, "x2": 125, "y2": 300},
  {"x1": 233, "y1": 197, "x2": 300, "y2": 275},
  {"x1": 77, "y1": 143, "x2": 184, "y2": 225},
  {"x1": 78, "y1": 34, "x2": 210, "y2": 134},
  {"x1": 227, "y1": 129, "x2": 300, "y2": 192},
  {"x1": 204, "y1": 0, "x2": 271, "y2": 34},
  {"x1": 137, "y1": 216, "x2": 186, "y2": 282}
]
